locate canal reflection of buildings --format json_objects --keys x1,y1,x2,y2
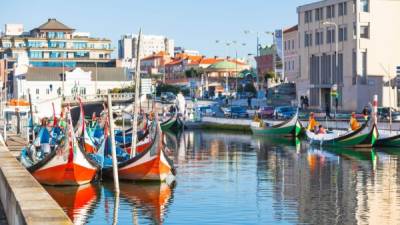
[
  {"x1": 168, "y1": 131, "x2": 254, "y2": 163},
  {"x1": 254, "y1": 137, "x2": 400, "y2": 225}
]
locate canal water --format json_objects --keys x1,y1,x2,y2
[{"x1": 44, "y1": 130, "x2": 400, "y2": 225}]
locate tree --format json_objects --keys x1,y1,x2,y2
[
  {"x1": 264, "y1": 70, "x2": 276, "y2": 81},
  {"x1": 184, "y1": 68, "x2": 201, "y2": 78},
  {"x1": 244, "y1": 83, "x2": 257, "y2": 96}
]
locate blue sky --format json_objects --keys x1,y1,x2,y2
[{"x1": 0, "y1": 0, "x2": 314, "y2": 58}]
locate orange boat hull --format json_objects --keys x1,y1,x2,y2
[
  {"x1": 33, "y1": 162, "x2": 97, "y2": 186},
  {"x1": 118, "y1": 150, "x2": 172, "y2": 181}
]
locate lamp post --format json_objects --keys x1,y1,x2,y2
[
  {"x1": 322, "y1": 21, "x2": 339, "y2": 117},
  {"x1": 244, "y1": 30, "x2": 261, "y2": 94}
]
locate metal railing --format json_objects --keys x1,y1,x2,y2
[{"x1": 63, "y1": 93, "x2": 134, "y2": 103}]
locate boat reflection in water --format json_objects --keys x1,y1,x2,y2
[
  {"x1": 44, "y1": 183, "x2": 100, "y2": 225},
  {"x1": 104, "y1": 181, "x2": 175, "y2": 225}
]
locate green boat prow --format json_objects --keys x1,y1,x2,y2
[{"x1": 250, "y1": 114, "x2": 302, "y2": 137}]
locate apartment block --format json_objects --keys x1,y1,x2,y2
[
  {"x1": 0, "y1": 19, "x2": 114, "y2": 68},
  {"x1": 297, "y1": 0, "x2": 400, "y2": 111}
]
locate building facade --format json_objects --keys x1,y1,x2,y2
[
  {"x1": 140, "y1": 51, "x2": 171, "y2": 75},
  {"x1": 14, "y1": 67, "x2": 130, "y2": 101},
  {"x1": 283, "y1": 25, "x2": 299, "y2": 83},
  {"x1": 118, "y1": 34, "x2": 174, "y2": 62},
  {"x1": 255, "y1": 45, "x2": 274, "y2": 84},
  {"x1": 0, "y1": 19, "x2": 114, "y2": 68},
  {"x1": 297, "y1": 0, "x2": 400, "y2": 111}
]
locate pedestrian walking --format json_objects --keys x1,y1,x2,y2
[
  {"x1": 304, "y1": 96, "x2": 309, "y2": 109},
  {"x1": 325, "y1": 102, "x2": 331, "y2": 119},
  {"x1": 247, "y1": 95, "x2": 252, "y2": 108}
]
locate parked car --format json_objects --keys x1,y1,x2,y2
[
  {"x1": 223, "y1": 106, "x2": 249, "y2": 118},
  {"x1": 198, "y1": 105, "x2": 216, "y2": 117},
  {"x1": 274, "y1": 106, "x2": 296, "y2": 119},
  {"x1": 378, "y1": 107, "x2": 400, "y2": 121},
  {"x1": 160, "y1": 92, "x2": 176, "y2": 103},
  {"x1": 257, "y1": 106, "x2": 275, "y2": 118}
]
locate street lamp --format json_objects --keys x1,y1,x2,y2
[
  {"x1": 322, "y1": 21, "x2": 339, "y2": 117},
  {"x1": 244, "y1": 30, "x2": 261, "y2": 94}
]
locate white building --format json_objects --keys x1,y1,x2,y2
[
  {"x1": 297, "y1": 0, "x2": 400, "y2": 111},
  {"x1": 118, "y1": 34, "x2": 174, "y2": 61},
  {"x1": 14, "y1": 67, "x2": 131, "y2": 102},
  {"x1": 283, "y1": 25, "x2": 299, "y2": 83}
]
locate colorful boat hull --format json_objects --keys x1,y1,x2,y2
[
  {"x1": 103, "y1": 121, "x2": 174, "y2": 182},
  {"x1": 306, "y1": 123, "x2": 378, "y2": 148},
  {"x1": 375, "y1": 132, "x2": 400, "y2": 147},
  {"x1": 26, "y1": 112, "x2": 99, "y2": 186},
  {"x1": 251, "y1": 114, "x2": 302, "y2": 137},
  {"x1": 160, "y1": 114, "x2": 183, "y2": 133}
]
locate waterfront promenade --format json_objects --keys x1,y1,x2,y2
[{"x1": 0, "y1": 133, "x2": 73, "y2": 225}]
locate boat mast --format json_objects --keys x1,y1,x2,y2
[
  {"x1": 28, "y1": 91, "x2": 35, "y2": 142},
  {"x1": 130, "y1": 29, "x2": 142, "y2": 158}
]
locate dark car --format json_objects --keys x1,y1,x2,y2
[
  {"x1": 257, "y1": 106, "x2": 274, "y2": 118},
  {"x1": 274, "y1": 106, "x2": 296, "y2": 119},
  {"x1": 378, "y1": 107, "x2": 400, "y2": 121},
  {"x1": 160, "y1": 92, "x2": 176, "y2": 103},
  {"x1": 223, "y1": 106, "x2": 249, "y2": 118}
]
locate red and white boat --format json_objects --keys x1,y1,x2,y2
[
  {"x1": 103, "y1": 120, "x2": 175, "y2": 182},
  {"x1": 26, "y1": 112, "x2": 99, "y2": 186}
]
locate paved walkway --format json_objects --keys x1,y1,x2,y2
[
  {"x1": 5, "y1": 133, "x2": 27, "y2": 158},
  {"x1": 0, "y1": 202, "x2": 7, "y2": 225}
]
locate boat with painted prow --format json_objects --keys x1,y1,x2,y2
[
  {"x1": 160, "y1": 112, "x2": 183, "y2": 133},
  {"x1": 21, "y1": 112, "x2": 99, "y2": 186},
  {"x1": 306, "y1": 123, "x2": 378, "y2": 148},
  {"x1": 103, "y1": 119, "x2": 175, "y2": 182},
  {"x1": 250, "y1": 113, "x2": 302, "y2": 137}
]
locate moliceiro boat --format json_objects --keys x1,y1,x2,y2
[
  {"x1": 375, "y1": 130, "x2": 400, "y2": 147},
  {"x1": 20, "y1": 112, "x2": 99, "y2": 186},
  {"x1": 306, "y1": 123, "x2": 378, "y2": 148},
  {"x1": 160, "y1": 113, "x2": 183, "y2": 133},
  {"x1": 103, "y1": 119, "x2": 175, "y2": 182},
  {"x1": 250, "y1": 114, "x2": 302, "y2": 137}
]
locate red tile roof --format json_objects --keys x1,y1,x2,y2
[
  {"x1": 141, "y1": 51, "x2": 167, "y2": 61},
  {"x1": 283, "y1": 25, "x2": 298, "y2": 34}
]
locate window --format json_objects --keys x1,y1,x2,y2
[
  {"x1": 360, "y1": 25, "x2": 369, "y2": 38},
  {"x1": 36, "y1": 89, "x2": 39, "y2": 94},
  {"x1": 339, "y1": 2, "x2": 347, "y2": 16},
  {"x1": 73, "y1": 42, "x2": 87, "y2": 49},
  {"x1": 315, "y1": 31, "x2": 324, "y2": 45},
  {"x1": 305, "y1": 10, "x2": 313, "y2": 23},
  {"x1": 47, "y1": 32, "x2": 56, "y2": 38},
  {"x1": 326, "y1": 29, "x2": 335, "y2": 43},
  {"x1": 326, "y1": 5, "x2": 335, "y2": 18},
  {"x1": 27, "y1": 41, "x2": 45, "y2": 48},
  {"x1": 339, "y1": 26, "x2": 348, "y2": 42},
  {"x1": 352, "y1": 50, "x2": 357, "y2": 85},
  {"x1": 360, "y1": 0, "x2": 369, "y2": 12},
  {"x1": 291, "y1": 40, "x2": 295, "y2": 49},
  {"x1": 315, "y1": 7, "x2": 323, "y2": 21},
  {"x1": 361, "y1": 51, "x2": 367, "y2": 84},
  {"x1": 284, "y1": 41, "x2": 287, "y2": 50},
  {"x1": 304, "y1": 32, "x2": 313, "y2": 47},
  {"x1": 29, "y1": 51, "x2": 43, "y2": 58}
]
